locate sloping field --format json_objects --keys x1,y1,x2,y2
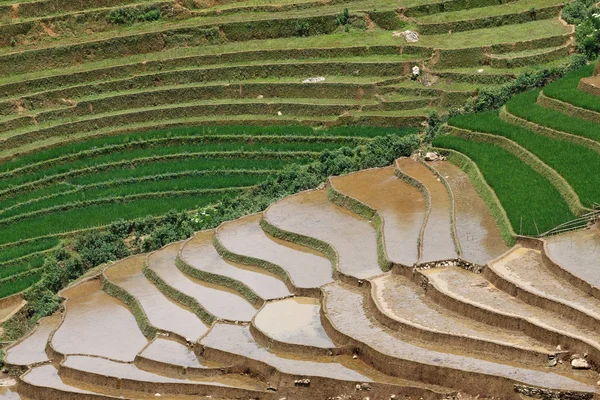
[
  {"x1": 4, "y1": 157, "x2": 600, "y2": 400},
  {"x1": 433, "y1": 60, "x2": 600, "y2": 237}
]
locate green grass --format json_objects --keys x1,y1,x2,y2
[
  {"x1": 506, "y1": 89, "x2": 600, "y2": 142},
  {"x1": 0, "y1": 270, "x2": 43, "y2": 298},
  {"x1": 449, "y1": 111, "x2": 600, "y2": 208},
  {"x1": 0, "y1": 125, "x2": 410, "y2": 175},
  {"x1": 0, "y1": 192, "x2": 236, "y2": 246},
  {"x1": 433, "y1": 134, "x2": 576, "y2": 235},
  {"x1": 418, "y1": 0, "x2": 562, "y2": 23},
  {"x1": 543, "y1": 63, "x2": 600, "y2": 112},
  {"x1": 0, "y1": 173, "x2": 268, "y2": 221},
  {"x1": 0, "y1": 141, "x2": 337, "y2": 191},
  {"x1": 0, "y1": 238, "x2": 59, "y2": 263},
  {"x1": 0, "y1": 256, "x2": 45, "y2": 280}
]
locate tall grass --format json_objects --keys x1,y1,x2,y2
[
  {"x1": 543, "y1": 63, "x2": 599, "y2": 112},
  {"x1": 433, "y1": 134, "x2": 575, "y2": 235},
  {"x1": 0, "y1": 192, "x2": 236, "y2": 246},
  {"x1": 0, "y1": 126, "x2": 411, "y2": 174},
  {"x1": 0, "y1": 173, "x2": 269, "y2": 221},
  {"x1": 0, "y1": 256, "x2": 45, "y2": 280},
  {"x1": 0, "y1": 270, "x2": 42, "y2": 298},
  {"x1": 0, "y1": 141, "x2": 335, "y2": 190},
  {"x1": 449, "y1": 111, "x2": 600, "y2": 208},
  {"x1": 506, "y1": 89, "x2": 600, "y2": 142},
  {"x1": 0, "y1": 238, "x2": 59, "y2": 263}
]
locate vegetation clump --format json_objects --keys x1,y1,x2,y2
[{"x1": 107, "y1": 6, "x2": 162, "y2": 25}]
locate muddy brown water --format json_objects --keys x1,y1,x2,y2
[
  {"x1": 5, "y1": 313, "x2": 60, "y2": 366},
  {"x1": 105, "y1": 255, "x2": 209, "y2": 341},
  {"x1": 266, "y1": 189, "x2": 382, "y2": 279},
  {"x1": 330, "y1": 166, "x2": 426, "y2": 266},
  {"x1": 422, "y1": 267, "x2": 600, "y2": 357},
  {"x1": 254, "y1": 297, "x2": 335, "y2": 348},
  {"x1": 546, "y1": 226, "x2": 600, "y2": 290},
  {"x1": 51, "y1": 279, "x2": 148, "y2": 362},
  {"x1": 0, "y1": 388, "x2": 20, "y2": 399},
  {"x1": 323, "y1": 282, "x2": 596, "y2": 393},
  {"x1": 147, "y1": 243, "x2": 257, "y2": 322},
  {"x1": 218, "y1": 214, "x2": 333, "y2": 289},
  {"x1": 140, "y1": 338, "x2": 216, "y2": 368},
  {"x1": 63, "y1": 355, "x2": 266, "y2": 390},
  {"x1": 490, "y1": 246, "x2": 600, "y2": 321},
  {"x1": 372, "y1": 274, "x2": 554, "y2": 354},
  {"x1": 396, "y1": 158, "x2": 458, "y2": 263},
  {"x1": 202, "y1": 323, "x2": 372, "y2": 382},
  {"x1": 431, "y1": 161, "x2": 508, "y2": 265},
  {"x1": 22, "y1": 364, "x2": 95, "y2": 394},
  {"x1": 181, "y1": 231, "x2": 290, "y2": 300}
]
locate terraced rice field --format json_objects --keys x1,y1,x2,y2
[
  {"x1": 4, "y1": 156, "x2": 600, "y2": 399},
  {"x1": 434, "y1": 60, "x2": 600, "y2": 236}
]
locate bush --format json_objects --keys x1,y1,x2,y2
[
  {"x1": 107, "y1": 6, "x2": 161, "y2": 25},
  {"x1": 563, "y1": 0, "x2": 600, "y2": 59},
  {"x1": 75, "y1": 231, "x2": 130, "y2": 269},
  {"x1": 294, "y1": 21, "x2": 311, "y2": 36},
  {"x1": 336, "y1": 8, "x2": 350, "y2": 25}
]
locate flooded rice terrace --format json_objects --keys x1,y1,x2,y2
[{"x1": 2, "y1": 158, "x2": 600, "y2": 400}]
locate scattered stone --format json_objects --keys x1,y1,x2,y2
[
  {"x1": 0, "y1": 377, "x2": 16, "y2": 387},
  {"x1": 477, "y1": 68, "x2": 484, "y2": 73},
  {"x1": 571, "y1": 358, "x2": 591, "y2": 369},
  {"x1": 257, "y1": 95, "x2": 264, "y2": 99},
  {"x1": 393, "y1": 30, "x2": 419, "y2": 42},
  {"x1": 302, "y1": 76, "x2": 325, "y2": 83},
  {"x1": 352, "y1": 354, "x2": 358, "y2": 359},
  {"x1": 556, "y1": 345, "x2": 561, "y2": 351},
  {"x1": 424, "y1": 151, "x2": 445, "y2": 161},
  {"x1": 155, "y1": 394, "x2": 161, "y2": 397},
  {"x1": 547, "y1": 355, "x2": 557, "y2": 367},
  {"x1": 294, "y1": 378, "x2": 311, "y2": 387},
  {"x1": 277, "y1": 111, "x2": 282, "y2": 116},
  {"x1": 267, "y1": 386, "x2": 278, "y2": 392},
  {"x1": 356, "y1": 383, "x2": 371, "y2": 391}
]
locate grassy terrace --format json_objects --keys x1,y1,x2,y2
[
  {"x1": 449, "y1": 111, "x2": 600, "y2": 209},
  {"x1": 543, "y1": 64, "x2": 600, "y2": 112},
  {"x1": 433, "y1": 134, "x2": 576, "y2": 235},
  {"x1": 0, "y1": 125, "x2": 415, "y2": 296}
]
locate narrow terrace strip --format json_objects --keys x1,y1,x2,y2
[
  {"x1": 146, "y1": 243, "x2": 257, "y2": 322},
  {"x1": 264, "y1": 189, "x2": 383, "y2": 280},
  {"x1": 201, "y1": 322, "x2": 372, "y2": 381},
  {"x1": 253, "y1": 297, "x2": 335, "y2": 349},
  {"x1": 216, "y1": 214, "x2": 333, "y2": 290},
  {"x1": 104, "y1": 255, "x2": 209, "y2": 342},
  {"x1": 4, "y1": 313, "x2": 60, "y2": 366},
  {"x1": 51, "y1": 279, "x2": 148, "y2": 362},
  {"x1": 396, "y1": 158, "x2": 458, "y2": 264},
  {"x1": 62, "y1": 355, "x2": 267, "y2": 392},
  {"x1": 421, "y1": 267, "x2": 600, "y2": 363},
  {"x1": 371, "y1": 274, "x2": 555, "y2": 363},
  {"x1": 487, "y1": 246, "x2": 600, "y2": 331},
  {"x1": 139, "y1": 338, "x2": 215, "y2": 368},
  {"x1": 180, "y1": 230, "x2": 290, "y2": 300},
  {"x1": 431, "y1": 161, "x2": 509, "y2": 265},
  {"x1": 330, "y1": 166, "x2": 426, "y2": 266},
  {"x1": 19, "y1": 364, "x2": 99, "y2": 397},
  {"x1": 546, "y1": 227, "x2": 600, "y2": 291},
  {"x1": 322, "y1": 282, "x2": 597, "y2": 397}
]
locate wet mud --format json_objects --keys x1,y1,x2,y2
[
  {"x1": 372, "y1": 274, "x2": 554, "y2": 355},
  {"x1": 254, "y1": 297, "x2": 335, "y2": 348},
  {"x1": 105, "y1": 255, "x2": 209, "y2": 341},
  {"x1": 431, "y1": 161, "x2": 508, "y2": 265},
  {"x1": 181, "y1": 231, "x2": 290, "y2": 300},
  {"x1": 546, "y1": 226, "x2": 600, "y2": 290},
  {"x1": 396, "y1": 158, "x2": 457, "y2": 263},
  {"x1": 323, "y1": 282, "x2": 595, "y2": 393},
  {"x1": 266, "y1": 189, "x2": 382, "y2": 279},
  {"x1": 202, "y1": 323, "x2": 371, "y2": 382},
  {"x1": 331, "y1": 166, "x2": 426, "y2": 266},
  {"x1": 218, "y1": 214, "x2": 333, "y2": 289},
  {"x1": 5, "y1": 313, "x2": 61, "y2": 366},
  {"x1": 140, "y1": 338, "x2": 212, "y2": 368},
  {"x1": 147, "y1": 244, "x2": 257, "y2": 322},
  {"x1": 51, "y1": 279, "x2": 147, "y2": 361}
]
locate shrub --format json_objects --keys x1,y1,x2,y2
[
  {"x1": 75, "y1": 231, "x2": 130, "y2": 269},
  {"x1": 336, "y1": 8, "x2": 350, "y2": 25},
  {"x1": 107, "y1": 6, "x2": 161, "y2": 25},
  {"x1": 294, "y1": 21, "x2": 311, "y2": 36}
]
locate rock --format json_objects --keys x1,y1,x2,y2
[
  {"x1": 257, "y1": 95, "x2": 264, "y2": 99},
  {"x1": 277, "y1": 111, "x2": 282, "y2": 116},
  {"x1": 424, "y1": 152, "x2": 442, "y2": 161},
  {"x1": 571, "y1": 358, "x2": 591, "y2": 369},
  {"x1": 477, "y1": 68, "x2": 484, "y2": 73},
  {"x1": 302, "y1": 76, "x2": 325, "y2": 83},
  {"x1": 394, "y1": 30, "x2": 419, "y2": 42},
  {"x1": 547, "y1": 355, "x2": 557, "y2": 367}
]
